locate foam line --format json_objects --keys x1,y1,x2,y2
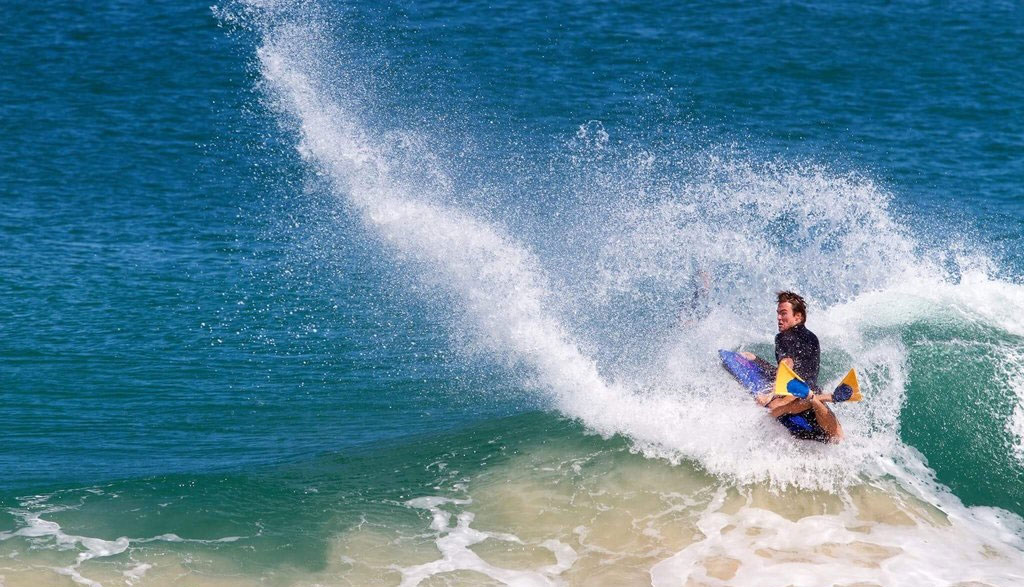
[{"x1": 401, "y1": 497, "x2": 576, "y2": 586}]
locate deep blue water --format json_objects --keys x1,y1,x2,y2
[{"x1": 2, "y1": 1, "x2": 523, "y2": 490}]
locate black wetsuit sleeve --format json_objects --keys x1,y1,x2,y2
[{"x1": 775, "y1": 330, "x2": 797, "y2": 362}]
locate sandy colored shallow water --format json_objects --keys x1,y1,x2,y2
[{"x1": 2, "y1": 443, "x2": 1020, "y2": 586}]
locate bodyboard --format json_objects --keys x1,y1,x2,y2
[{"x1": 718, "y1": 350, "x2": 773, "y2": 396}]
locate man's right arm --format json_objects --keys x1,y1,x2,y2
[
  {"x1": 768, "y1": 395, "x2": 809, "y2": 418},
  {"x1": 775, "y1": 330, "x2": 797, "y2": 370}
]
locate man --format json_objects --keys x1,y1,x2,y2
[{"x1": 741, "y1": 291, "x2": 843, "y2": 443}]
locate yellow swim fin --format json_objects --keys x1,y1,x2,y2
[
  {"x1": 774, "y1": 361, "x2": 811, "y2": 399},
  {"x1": 832, "y1": 369, "x2": 862, "y2": 402}
]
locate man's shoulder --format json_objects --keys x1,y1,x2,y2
[
  {"x1": 778, "y1": 324, "x2": 818, "y2": 344},
  {"x1": 795, "y1": 324, "x2": 819, "y2": 345}
]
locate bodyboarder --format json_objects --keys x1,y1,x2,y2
[{"x1": 741, "y1": 291, "x2": 843, "y2": 443}]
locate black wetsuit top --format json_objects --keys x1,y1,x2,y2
[
  {"x1": 774, "y1": 323, "x2": 828, "y2": 441},
  {"x1": 775, "y1": 323, "x2": 820, "y2": 389}
]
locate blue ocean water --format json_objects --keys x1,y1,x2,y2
[{"x1": 3, "y1": 0, "x2": 1024, "y2": 584}]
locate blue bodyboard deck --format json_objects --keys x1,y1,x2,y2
[{"x1": 718, "y1": 350, "x2": 773, "y2": 396}]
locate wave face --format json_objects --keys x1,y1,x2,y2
[{"x1": 239, "y1": 0, "x2": 1024, "y2": 508}]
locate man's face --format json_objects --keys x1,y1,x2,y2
[{"x1": 777, "y1": 302, "x2": 801, "y2": 332}]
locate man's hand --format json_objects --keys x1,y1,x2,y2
[{"x1": 740, "y1": 352, "x2": 756, "y2": 360}]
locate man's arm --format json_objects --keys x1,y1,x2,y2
[
  {"x1": 807, "y1": 396, "x2": 843, "y2": 441},
  {"x1": 740, "y1": 352, "x2": 782, "y2": 376},
  {"x1": 768, "y1": 395, "x2": 809, "y2": 418},
  {"x1": 769, "y1": 395, "x2": 843, "y2": 441},
  {"x1": 740, "y1": 352, "x2": 789, "y2": 367}
]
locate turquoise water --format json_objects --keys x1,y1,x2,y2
[{"x1": 3, "y1": 1, "x2": 1024, "y2": 584}]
